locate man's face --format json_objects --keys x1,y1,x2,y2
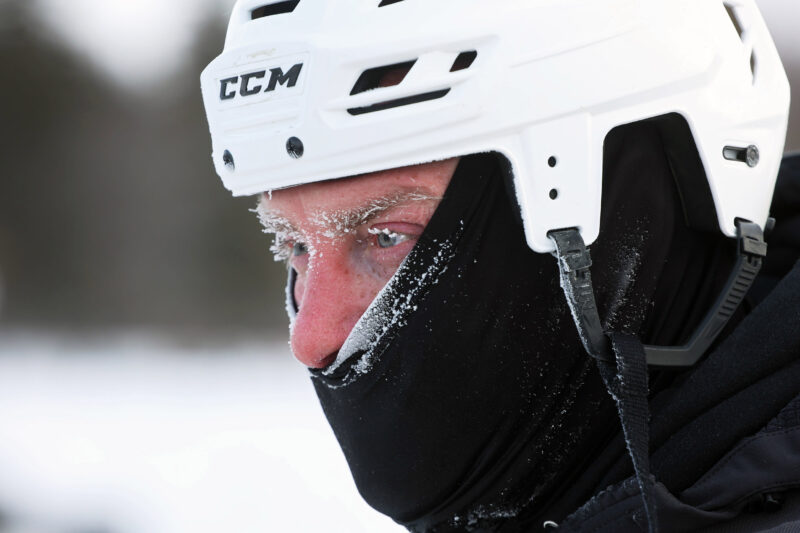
[{"x1": 258, "y1": 158, "x2": 459, "y2": 368}]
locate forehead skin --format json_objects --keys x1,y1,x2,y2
[{"x1": 261, "y1": 159, "x2": 459, "y2": 227}]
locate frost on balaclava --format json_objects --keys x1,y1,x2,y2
[{"x1": 291, "y1": 122, "x2": 735, "y2": 531}]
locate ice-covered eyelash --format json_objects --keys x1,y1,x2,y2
[
  {"x1": 269, "y1": 232, "x2": 307, "y2": 263},
  {"x1": 367, "y1": 228, "x2": 399, "y2": 237},
  {"x1": 368, "y1": 227, "x2": 414, "y2": 249},
  {"x1": 270, "y1": 235, "x2": 291, "y2": 263}
]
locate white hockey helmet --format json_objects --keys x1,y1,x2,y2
[{"x1": 201, "y1": 0, "x2": 790, "y2": 253}]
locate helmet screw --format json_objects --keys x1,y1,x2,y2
[
  {"x1": 286, "y1": 137, "x2": 304, "y2": 159},
  {"x1": 746, "y1": 145, "x2": 759, "y2": 168},
  {"x1": 222, "y1": 150, "x2": 235, "y2": 171}
]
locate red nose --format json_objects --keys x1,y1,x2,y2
[{"x1": 290, "y1": 250, "x2": 372, "y2": 369}]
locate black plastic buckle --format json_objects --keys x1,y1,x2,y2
[{"x1": 548, "y1": 228, "x2": 612, "y2": 362}]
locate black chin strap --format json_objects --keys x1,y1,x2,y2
[
  {"x1": 599, "y1": 333, "x2": 657, "y2": 533},
  {"x1": 549, "y1": 230, "x2": 658, "y2": 532},
  {"x1": 642, "y1": 220, "x2": 767, "y2": 366},
  {"x1": 547, "y1": 220, "x2": 768, "y2": 533},
  {"x1": 549, "y1": 220, "x2": 767, "y2": 368}
]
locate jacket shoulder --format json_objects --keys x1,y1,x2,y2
[{"x1": 558, "y1": 393, "x2": 800, "y2": 532}]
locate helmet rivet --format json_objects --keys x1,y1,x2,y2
[
  {"x1": 286, "y1": 137, "x2": 304, "y2": 159},
  {"x1": 222, "y1": 150, "x2": 235, "y2": 171},
  {"x1": 746, "y1": 145, "x2": 760, "y2": 168}
]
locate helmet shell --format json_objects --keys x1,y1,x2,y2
[{"x1": 201, "y1": 0, "x2": 790, "y2": 252}]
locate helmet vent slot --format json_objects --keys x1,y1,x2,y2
[
  {"x1": 350, "y1": 61, "x2": 417, "y2": 95},
  {"x1": 251, "y1": 0, "x2": 300, "y2": 20},
  {"x1": 450, "y1": 51, "x2": 478, "y2": 72},
  {"x1": 347, "y1": 89, "x2": 451, "y2": 116},
  {"x1": 378, "y1": 0, "x2": 405, "y2": 6},
  {"x1": 723, "y1": 3, "x2": 744, "y2": 40}
]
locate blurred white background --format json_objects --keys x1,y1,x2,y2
[
  {"x1": 0, "y1": 1, "x2": 798, "y2": 532},
  {"x1": 0, "y1": 334, "x2": 400, "y2": 533}
]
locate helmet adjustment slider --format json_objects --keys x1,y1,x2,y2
[{"x1": 548, "y1": 228, "x2": 612, "y2": 362}]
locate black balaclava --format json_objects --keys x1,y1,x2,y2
[{"x1": 293, "y1": 122, "x2": 735, "y2": 531}]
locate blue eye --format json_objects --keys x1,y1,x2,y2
[
  {"x1": 293, "y1": 242, "x2": 308, "y2": 256},
  {"x1": 376, "y1": 231, "x2": 409, "y2": 249}
]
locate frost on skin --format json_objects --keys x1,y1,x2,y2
[
  {"x1": 252, "y1": 205, "x2": 304, "y2": 263},
  {"x1": 309, "y1": 192, "x2": 441, "y2": 240},
  {"x1": 253, "y1": 192, "x2": 440, "y2": 262}
]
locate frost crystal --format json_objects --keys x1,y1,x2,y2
[
  {"x1": 449, "y1": 502, "x2": 523, "y2": 531},
  {"x1": 253, "y1": 192, "x2": 441, "y2": 262}
]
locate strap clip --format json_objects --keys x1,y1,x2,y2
[{"x1": 548, "y1": 228, "x2": 612, "y2": 362}]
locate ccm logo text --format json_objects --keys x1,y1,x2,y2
[{"x1": 219, "y1": 63, "x2": 303, "y2": 101}]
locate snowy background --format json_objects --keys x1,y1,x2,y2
[
  {"x1": 0, "y1": 333, "x2": 400, "y2": 533},
  {"x1": 0, "y1": 1, "x2": 798, "y2": 532}
]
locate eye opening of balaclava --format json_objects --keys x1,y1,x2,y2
[{"x1": 284, "y1": 120, "x2": 736, "y2": 532}]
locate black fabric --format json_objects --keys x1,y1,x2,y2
[
  {"x1": 597, "y1": 267, "x2": 800, "y2": 494},
  {"x1": 555, "y1": 394, "x2": 800, "y2": 532},
  {"x1": 752, "y1": 153, "x2": 800, "y2": 302},
  {"x1": 762, "y1": 395, "x2": 800, "y2": 433},
  {"x1": 595, "y1": 152, "x2": 800, "y2": 495},
  {"x1": 556, "y1": 162, "x2": 800, "y2": 531},
  {"x1": 555, "y1": 345, "x2": 800, "y2": 533},
  {"x1": 311, "y1": 154, "x2": 616, "y2": 531},
  {"x1": 303, "y1": 121, "x2": 739, "y2": 531}
]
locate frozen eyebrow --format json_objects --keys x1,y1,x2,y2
[
  {"x1": 312, "y1": 191, "x2": 441, "y2": 236},
  {"x1": 253, "y1": 200, "x2": 298, "y2": 236},
  {"x1": 253, "y1": 200, "x2": 305, "y2": 262}
]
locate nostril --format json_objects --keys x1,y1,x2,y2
[{"x1": 300, "y1": 352, "x2": 338, "y2": 369}]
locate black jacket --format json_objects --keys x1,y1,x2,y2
[{"x1": 556, "y1": 155, "x2": 800, "y2": 533}]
